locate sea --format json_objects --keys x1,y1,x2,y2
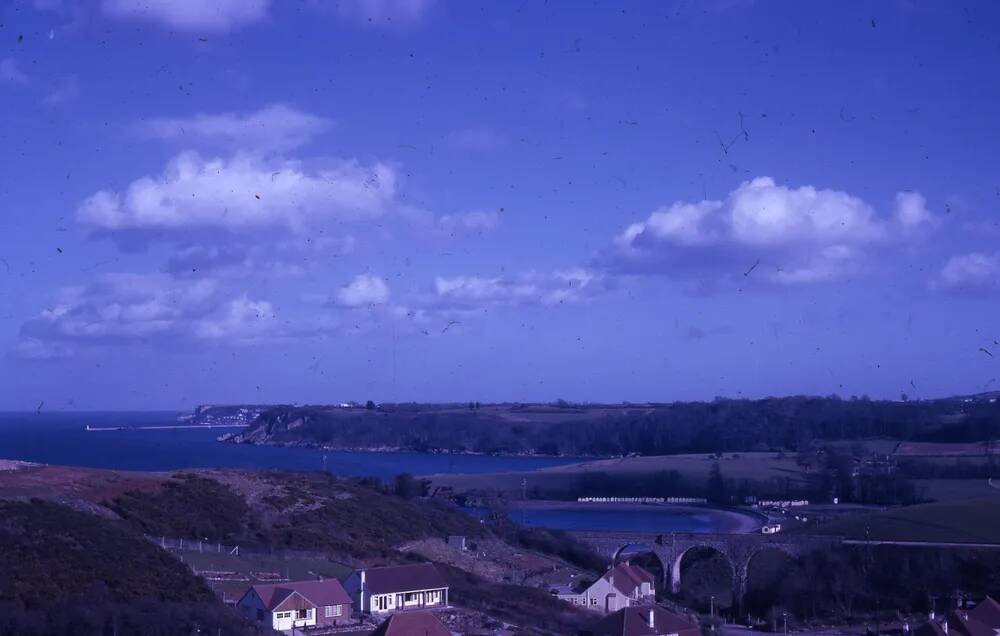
[
  {"x1": 0, "y1": 411, "x2": 579, "y2": 477},
  {"x1": 0, "y1": 411, "x2": 749, "y2": 533}
]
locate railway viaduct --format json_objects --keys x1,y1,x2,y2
[{"x1": 570, "y1": 530, "x2": 841, "y2": 609}]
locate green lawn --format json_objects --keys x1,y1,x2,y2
[
  {"x1": 800, "y1": 497, "x2": 1000, "y2": 543},
  {"x1": 428, "y1": 452, "x2": 813, "y2": 497}
]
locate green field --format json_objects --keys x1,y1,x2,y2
[
  {"x1": 427, "y1": 452, "x2": 813, "y2": 497},
  {"x1": 914, "y1": 478, "x2": 1000, "y2": 502},
  {"x1": 800, "y1": 497, "x2": 1000, "y2": 543}
]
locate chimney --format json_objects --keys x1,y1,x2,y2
[{"x1": 649, "y1": 608, "x2": 655, "y2": 629}]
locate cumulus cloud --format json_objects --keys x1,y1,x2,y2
[
  {"x1": 15, "y1": 273, "x2": 292, "y2": 356},
  {"x1": 607, "y1": 176, "x2": 935, "y2": 285},
  {"x1": 335, "y1": 274, "x2": 390, "y2": 307},
  {"x1": 432, "y1": 268, "x2": 611, "y2": 308},
  {"x1": 101, "y1": 0, "x2": 270, "y2": 31},
  {"x1": 894, "y1": 191, "x2": 935, "y2": 234},
  {"x1": 78, "y1": 151, "x2": 396, "y2": 237},
  {"x1": 0, "y1": 58, "x2": 28, "y2": 83},
  {"x1": 137, "y1": 104, "x2": 333, "y2": 153},
  {"x1": 933, "y1": 252, "x2": 1000, "y2": 292}
]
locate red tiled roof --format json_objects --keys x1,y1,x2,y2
[
  {"x1": 364, "y1": 563, "x2": 448, "y2": 596},
  {"x1": 248, "y1": 579, "x2": 352, "y2": 611},
  {"x1": 970, "y1": 597, "x2": 1000, "y2": 629},
  {"x1": 589, "y1": 607, "x2": 701, "y2": 636},
  {"x1": 604, "y1": 563, "x2": 655, "y2": 597},
  {"x1": 370, "y1": 611, "x2": 451, "y2": 636},
  {"x1": 948, "y1": 611, "x2": 997, "y2": 636}
]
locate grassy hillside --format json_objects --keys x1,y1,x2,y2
[
  {"x1": 108, "y1": 470, "x2": 487, "y2": 560},
  {"x1": 800, "y1": 497, "x2": 1000, "y2": 543},
  {"x1": 0, "y1": 499, "x2": 260, "y2": 635}
]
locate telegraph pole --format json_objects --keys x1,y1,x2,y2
[{"x1": 521, "y1": 477, "x2": 527, "y2": 526}]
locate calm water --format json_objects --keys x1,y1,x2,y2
[{"x1": 0, "y1": 412, "x2": 581, "y2": 478}]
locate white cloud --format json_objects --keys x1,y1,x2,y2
[
  {"x1": 433, "y1": 268, "x2": 611, "y2": 308},
  {"x1": 609, "y1": 176, "x2": 934, "y2": 285},
  {"x1": 16, "y1": 273, "x2": 292, "y2": 355},
  {"x1": 192, "y1": 295, "x2": 281, "y2": 342},
  {"x1": 335, "y1": 274, "x2": 390, "y2": 307},
  {"x1": 78, "y1": 151, "x2": 396, "y2": 236},
  {"x1": 10, "y1": 337, "x2": 72, "y2": 360},
  {"x1": 0, "y1": 58, "x2": 28, "y2": 83},
  {"x1": 398, "y1": 206, "x2": 499, "y2": 239},
  {"x1": 101, "y1": 0, "x2": 270, "y2": 31},
  {"x1": 137, "y1": 104, "x2": 333, "y2": 153},
  {"x1": 893, "y1": 190, "x2": 936, "y2": 236},
  {"x1": 933, "y1": 252, "x2": 1000, "y2": 291},
  {"x1": 435, "y1": 210, "x2": 499, "y2": 236}
]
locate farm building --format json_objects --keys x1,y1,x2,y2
[
  {"x1": 557, "y1": 563, "x2": 655, "y2": 614},
  {"x1": 343, "y1": 563, "x2": 449, "y2": 615},
  {"x1": 236, "y1": 578, "x2": 353, "y2": 633}
]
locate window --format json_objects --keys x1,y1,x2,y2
[
  {"x1": 325, "y1": 605, "x2": 342, "y2": 618},
  {"x1": 590, "y1": 598, "x2": 598, "y2": 606},
  {"x1": 296, "y1": 609, "x2": 310, "y2": 620},
  {"x1": 256, "y1": 609, "x2": 264, "y2": 621},
  {"x1": 276, "y1": 611, "x2": 291, "y2": 619}
]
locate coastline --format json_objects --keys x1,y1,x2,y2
[{"x1": 507, "y1": 500, "x2": 765, "y2": 534}]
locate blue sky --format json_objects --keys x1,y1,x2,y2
[{"x1": 2, "y1": 0, "x2": 1000, "y2": 410}]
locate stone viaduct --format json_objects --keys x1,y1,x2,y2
[{"x1": 571, "y1": 530, "x2": 840, "y2": 609}]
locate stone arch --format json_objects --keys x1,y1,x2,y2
[
  {"x1": 669, "y1": 543, "x2": 736, "y2": 597},
  {"x1": 741, "y1": 545, "x2": 801, "y2": 613},
  {"x1": 611, "y1": 543, "x2": 668, "y2": 589}
]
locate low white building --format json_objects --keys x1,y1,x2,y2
[
  {"x1": 344, "y1": 563, "x2": 449, "y2": 615},
  {"x1": 557, "y1": 563, "x2": 656, "y2": 614},
  {"x1": 237, "y1": 579, "x2": 352, "y2": 633}
]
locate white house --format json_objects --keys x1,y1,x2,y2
[
  {"x1": 237, "y1": 579, "x2": 353, "y2": 633},
  {"x1": 557, "y1": 563, "x2": 656, "y2": 614},
  {"x1": 343, "y1": 563, "x2": 449, "y2": 615}
]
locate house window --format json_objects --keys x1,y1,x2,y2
[
  {"x1": 325, "y1": 605, "x2": 342, "y2": 618},
  {"x1": 426, "y1": 590, "x2": 441, "y2": 605},
  {"x1": 374, "y1": 595, "x2": 391, "y2": 611},
  {"x1": 256, "y1": 609, "x2": 264, "y2": 621},
  {"x1": 296, "y1": 609, "x2": 310, "y2": 620},
  {"x1": 276, "y1": 611, "x2": 291, "y2": 619},
  {"x1": 590, "y1": 598, "x2": 598, "y2": 606}
]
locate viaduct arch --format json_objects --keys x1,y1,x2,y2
[{"x1": 572, "y1": 531, "x2": 840, "y2": 610}]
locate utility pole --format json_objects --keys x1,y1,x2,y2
[
  {"x1": 783, "y1": 611, "x2": 788, "y2": 635},
  {"x1": 710, "y1": 595, "x2": 715, "y2": 620},
  {"x1": 521, "y1": 477, "x2": 527, "y2": 526}
]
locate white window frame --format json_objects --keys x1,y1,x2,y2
[{"x1": 325, "y1": 605, "x2": 342, "y2": 618}]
